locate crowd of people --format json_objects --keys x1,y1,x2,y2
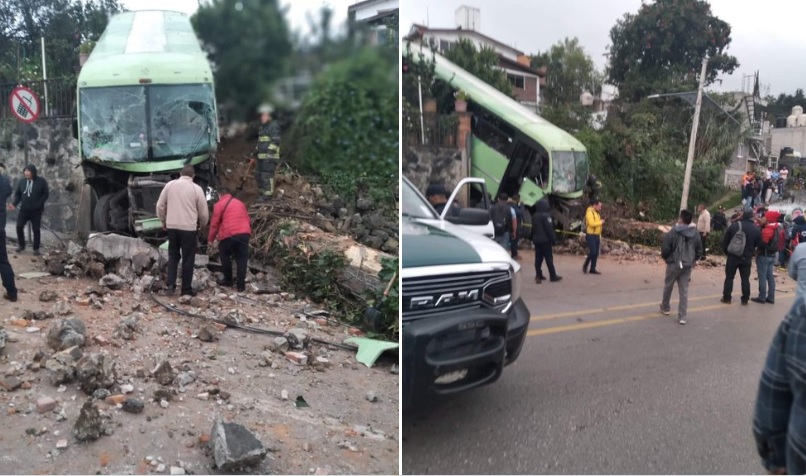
[{"x1": 741, "y1": 165, "x2": 803, "y2": 208}]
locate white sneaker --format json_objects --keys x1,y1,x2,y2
[
  {"x1": 678, "y1": 317, "x2": 687, "y2": 325},
  {"x1": 659, "y1": 305, "x2": 670, "y2": 316}
]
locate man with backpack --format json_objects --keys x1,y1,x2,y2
[
  {"x1": 752, "y1": 211, "x2": 786, "y2": 304},
  {"x1": 660, "y1": 209, "x2": 703, "y2": 325},
  {"x1": 721, "y1": 210, "x2": 762, "y2": 305},
  {"x1": 491, "y1": 192, "x2": 516, "y2": 251}
]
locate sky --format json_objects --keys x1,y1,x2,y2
[
  {"x1": 121, "y1": 0, "x2": 350, "y2": 37},
  {"x1": 400, "y1": 0, "x2": 806, "y2": 97}
]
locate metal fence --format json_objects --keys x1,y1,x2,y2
[
  {"x1": 0, "y1": 78, "x2": 76, "y2": 121},
  {"x1": 403, "y1": 112, "x2": 459, "y2": 149}
]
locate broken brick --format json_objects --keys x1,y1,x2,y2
[
  {"x1": 104, "y1": 394, "x2": 126, "y2": 405},
  {"x1": 285, "y1": 352, "x2": 308, "y2": 366},
  {"x1": 37, "y1": 396, "x2": 57, "y2": 413},
  {"x1": 10, "y1": 319, "x2": 29, "y2": 328},
  {"x1": 94, "y1": 335, "x2": 110, "y2": 346}
]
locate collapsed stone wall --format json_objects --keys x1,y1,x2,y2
[
  {"x1": 403, "y1": 145, "x2": 466, "y2": 195},
  {"x1": 0, "y1": 118, "x2": 84, "y2": 232},
  {"x1": 310, "y1": 180, "x2": 399, "y2": 255}
]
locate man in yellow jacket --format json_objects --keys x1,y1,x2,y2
[{"x1": 583, "y1": 200, "x2": 605, "y2": 275}]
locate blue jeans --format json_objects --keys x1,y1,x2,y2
[
  {"x1": 584, "y1": 234, "x2": 600, "y2": 271},
  {"x1": 494, "y1": 234, "x2": 511, "y2": 251},
  {"x1": 757, "y1": 255, "x2": 776, "y2": 301}
]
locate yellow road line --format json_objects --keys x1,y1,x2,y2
[
  {"x1": 528, "y1": 296, "x2": 795, "y2": 337},
  {"x1": 530, "y1": 293, "x2": 723, "y2": 322}
]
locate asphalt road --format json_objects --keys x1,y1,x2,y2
[{"x1": 403, "y1": 252, "x2": 795, "y2": 475}]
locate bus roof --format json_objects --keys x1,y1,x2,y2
[
  {"x1": 78, "y1": 10, "x2": 213, "y2": 87},
  {"x1": 417, "y1": 45, "x2": 586, "y2": 153}
]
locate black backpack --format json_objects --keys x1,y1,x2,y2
[{"x1": 490, "y1": 203, "x2": 511, "y2": 236}]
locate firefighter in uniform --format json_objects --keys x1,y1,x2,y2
[{"x1": 250, "y1": 104, "x2": 281, "y2": 198}]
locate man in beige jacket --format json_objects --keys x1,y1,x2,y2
[
  {"x1": 156, "y1": 165, "x2": 209, "y2": 296},
  {"x1": 696, "y1": 203, "x2": 711, "y2": 259}
]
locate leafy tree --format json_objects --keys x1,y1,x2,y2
[
  {"x1": 607, "y1": 0, "x2": 739, "y2": 103},
  {"x1": 192, "y1": 0, "x2": 292, "y2": 119},
  {"x1": 765, "y1": 89, "x2": 806, "y2": 120},
  {"x1": 0, "y1": 0, "x2": 123, "y2": 82},
  {"x1": 531, "y1": 37, "x2": 601, "y2": 131},
  {"x1": 532, "y1": 37, "x2": 600, "y2": 108},
  {"x1": 442, "y1": 37, "x2": 513, "y2": 97},
  {"x1": 283, "y1": 46, "x2": 398, "y2": 179}
]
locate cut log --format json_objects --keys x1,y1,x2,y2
[
  {"x1": 288, "y1": 222, "x2": 389, "y2": 294},
  {"x1": 253, "y1": 219, "x2": 391, "y2": 295}
]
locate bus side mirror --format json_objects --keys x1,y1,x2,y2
[{"x1": 71, "y1": 119, "x2": 78, "y2": 139}]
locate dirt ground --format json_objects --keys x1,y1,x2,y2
[{"x1": 0, "y1": 251, "x2": 399, "y2": 475}]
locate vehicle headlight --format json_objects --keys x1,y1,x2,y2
[{"x1": 511, "y1": 266, "x2": 522, "y2": 303}]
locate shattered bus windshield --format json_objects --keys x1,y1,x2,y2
[
  {"x1": 150, "y1": 84, "x2": 215, "y2": 159},
  {"x1": 80, "y1": 84, "x2": 215, "y2": 163},
  {"x1": 80, "y1": 86, "x2": 148, "y2": 162},
  {"x1": 552, "y1": 151, "x2": 589, "y2": 194}
]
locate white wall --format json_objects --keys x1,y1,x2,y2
[
  {"x1": 352, "y1": 0, "x2": 398, "y2": 21},
  {"x1": 770, "y1": 127, "x2": 806, "y2": 158}
]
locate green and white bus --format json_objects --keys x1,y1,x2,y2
[
  {"x1": 75, "y1": 10, "x2": 218, "y2": 235},
  {"x1": 415, "y1": 48, "x2": 590, "y2": 229}
]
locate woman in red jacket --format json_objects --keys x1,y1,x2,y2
[{"x1": 208, "y1": 187, "x2": 252, "y2": 292}]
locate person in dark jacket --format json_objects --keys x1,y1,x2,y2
[
  {"x1": 509, "y1": 194, "x2": 524, "y2": 260},
  {"x1": 711, "y1": 205, "x2": 728, "y2": 231},
  {"x1": 721, "y1": 210, "x2": 762, "y2": 304},
  {"x1": 531, "y1": 198, "x2": 562, "y2": 284},
  {"x1": 792, "y1": 215, "x2": 806, "y2": 245},
  {"x1": 0, "y1": 163, "x2": 17, "y2": 301},
  {"x1": 659, "y1": 209, "x2": 703, "y2": 324},
  {"x1": 9, "y1": 164, "x2": 48, "y2": 255},
  {"x1": 208, "y1": 187, "x2": 252, "y2": 293},
  {"x1": 425, "y1": 183, "x2": 459, "y2": 217}
]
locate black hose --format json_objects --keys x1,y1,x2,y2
[{"x1": 147, "y1": 241, "x2": 357, "y2": 351}]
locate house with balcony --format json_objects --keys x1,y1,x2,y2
[
  {"x1": 406, "y1": 6, "x2": 546, "y2": 110},
  {"x1": 348, "y1": 0, "x2": 399, "y2": 46}
]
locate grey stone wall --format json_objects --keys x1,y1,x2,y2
[
  {"x1": 0, "y1": 118, "x2": 84, "y2": 232},
  {"x1": 403, "y1": 145, "x2": 467, "y2": 194}
]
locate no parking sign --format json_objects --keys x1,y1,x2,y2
[{"x1": 9, "y1": 86, "x2": 41, "y2": 123}]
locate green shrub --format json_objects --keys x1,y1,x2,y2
[{"x1": 284, "y1": 47, "x2": 398, "y2": 179}]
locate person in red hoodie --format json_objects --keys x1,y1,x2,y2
[
  {"x1": 752, "y1": 210, "x2": 784, "y2": 304},
  {"x1": 208, "y1": 187, "x2": 252, "y2": 292}
]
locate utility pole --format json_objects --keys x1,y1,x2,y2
[{"x1": 680, "y1": 56, "x2": 708, "y2": 211}]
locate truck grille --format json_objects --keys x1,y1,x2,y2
[{"x1": 402, "y1": 270, "x2": 511, "y2": 320}]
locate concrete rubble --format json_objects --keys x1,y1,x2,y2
[
  {"x1": 46, "y1": 318, "x2": 87, "y2": 351},
  {"x1": 115, "y1": 313, "x2": 142, "y2": 340},
  {"x1": 45, "y1": 346, "x2": 83, "y2": 384},
  {"x1": 211, "y1": 419, "x2": 268, "y2": 471},
  {"x1": 75, "y1": 352, "x2": 118, "y2": 394},
  {"x1": 152, "y1": 360, "x2": 175, "y2": 386},
  {"x1": 0, "y1": 132, "x2": 398, "y2": 475},
  {"x1": 73, "y1": 400, "x2": 103, "y2": 442}
]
